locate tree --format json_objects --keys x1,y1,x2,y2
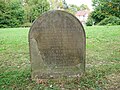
[
  {"x1": 9, "y1": 0, "x2": 25, "y2": 26},
  {"x1": 48, "y1": 0, "x2": 68, "y2": 10},
  {"x1": 66, "y1": 4, "x2": 79, "y2": 14},
  {"x1": 23, "y1": 0, "x2": 50, "y2": 23},
  {"x1": 0, "y1": 0, "x2": 24, "y2": 28},
  {"x1": 66, "y1": 4, "x2": 90, "y2": 14},
  {"x1": 79, "y1": 4, "x2": 89, "y2": 10},
  {"x1": 63, "y1": 0, "x2": 68, "y2": 9},
  {"x1": 91, "y1": 0, "x2": 120, "y2": 24},
  {"x1": 0, "y1": 0, "x2": 9, "y2": 28},
  {"x1": 49, "y1": 0, "x2": 64, "y2": 9}
]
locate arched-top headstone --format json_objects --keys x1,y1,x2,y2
[{"x1": 29, "y1": 10, "x2": 86, "y2": 79}]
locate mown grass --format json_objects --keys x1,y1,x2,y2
[{"x1": 0, "y1": 26, "x2": 120, "y2": 89}]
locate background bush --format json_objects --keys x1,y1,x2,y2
[
  {"x1": 86, "y1": 18, "x2": 94, "y2": 26},
  {"x1": 21, "y1": 23, "x2": 32, "y2": 27},
  {"x1": 98, "y1": 16, "x2": 120, "y2": 26}
]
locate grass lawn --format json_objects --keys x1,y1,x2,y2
[{"x1": 0, "y1": 26, "x2": 120, "y2": 89}]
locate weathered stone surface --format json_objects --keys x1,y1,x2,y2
[{"x1": 29, "y1": 10, "x2": 86, "y2": 79}]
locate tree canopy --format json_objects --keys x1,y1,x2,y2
[
  {"x1": 1, "y1": 0, "x2": 119, "y2": 27},
  {"x1": 0, "y1": 0, "x2": 24, "y2": 27},
  {"x1": 91, "y1": 0, "x2": 120, "y2": 24},
  {"x1": 0, "y1": 0, "x2": 50, "y2": 28}
]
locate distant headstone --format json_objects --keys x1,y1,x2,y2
[{"x1": 29, "y1": 10, "x2": 86, "y2": 80}]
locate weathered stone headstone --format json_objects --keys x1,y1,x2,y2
[{"x1": 29, "y1": 10, "x2": 86, "y2": 80}]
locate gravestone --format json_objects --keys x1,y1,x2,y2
[{"x1": 29, "y1": 10, "x2": 86, "y2": 80}]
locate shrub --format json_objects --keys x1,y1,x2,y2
[
  {"x1": 98, "y1": 16, "x2": 120, "y2": 25},
  {"x1": 86, "y1": 18, "x2": 94, "y2": 26},
  {"x1": 21, "y1": 22, "x2": 32, "y2": 27}
]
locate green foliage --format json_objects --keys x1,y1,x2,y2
[
  {"x1": 26, "y1": 0, "x2": 50, "y2": 23},
  {"x1": 91, "y1": 0, "x2": 120, "y2": 24},
  {"x1": 49, "y1": 0, "x2": 66, "y2": 9},
  {"x1": 92, "y1": 0, "x2": 120, "y2": 18},
  {"x1": 0, "y1": 0, "x2": 50, "y2": 28},
  {"x1": 69, "y1": 4, "x2": 80, "y2": 11},
  {"x1": 66, "y1": 4, "x2": 90, "y2": 14},
  {"x1": 66, "y1": 5, "x2": 77, "y2": 14},
  {"x1": 21, "y1": 22, "x2": 32, "y2": 27},
  {"x1": 86, "y1": 18, "x2": 94, "y2": 26},
  {"x1": 0, "y1": 0, "x2": 24, "y2": 28},
  {"x1": 49, "y1": 0, "x2": 68, "y2": 10},
  {"x1": 0, "y1": 0, "x2": 10, "y2": 28},
  {"x1": 91, "y1": 11, "x2": 106, "y2": 24},
  {"x1": 98, "y1": 16, "x2": 120, "y2": 25},
  {"x1": 79, "y1": 4, "x2": 89, "y2": 10}
]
